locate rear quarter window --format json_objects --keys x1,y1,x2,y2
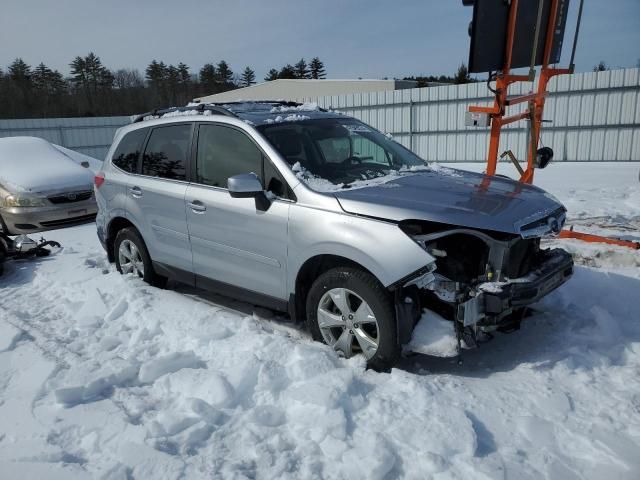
[{"x1": 111, "y1": 128, "x2": 148, "y2": 173}]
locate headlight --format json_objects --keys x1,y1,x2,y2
[{"x1": 3, "y1": 194, "x2": 48, "y2": 208}]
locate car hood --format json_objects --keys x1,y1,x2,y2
[
  {"x1": 332, "y1": 168, "x2": 565, "y2": 236},
  {"x1": 0, "y1": 136, "x2": 94, "y2": 194}
]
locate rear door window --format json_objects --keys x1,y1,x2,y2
[
  {"x1": 112, "y1": 128, "x2": 148, "y2": 173},
  {"x1": 142, "y1": 124, "x2": 191, "y2": 181}
]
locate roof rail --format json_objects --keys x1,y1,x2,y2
[
  {"x1": 132, "y1": 104, "x2": 237, "y2": 123},
  {"x1": 209, "y1": 100, "x2": 303, "y2": 107}
]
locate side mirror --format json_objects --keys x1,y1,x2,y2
[
  {"x1": 227, "y1": 173, "x2": 271, "y2": 211},
  {"x1": 228, "y1": 173, "x2": 263, "y2": 198}
]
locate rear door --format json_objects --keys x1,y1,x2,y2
[
  {"x1": 127, "y1": 123, "x2": 194, "y2": 275},
  {"x1": 185, "y1": 123, "x2": 290, "y2": 301},
  {"x1": 98, "y1": 127, "x2": 148, "y2": 239}
]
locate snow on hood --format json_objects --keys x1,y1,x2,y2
[
  {"x1": 0, "y1": 136, "x2": 95, "y2": 194},
  {"x1": 53, "y1": 144, "x2": 103, "y2": 173}
]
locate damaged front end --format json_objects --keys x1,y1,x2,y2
[{"x1": 398, "y1": 218, "x2": 573, "y2": 351}]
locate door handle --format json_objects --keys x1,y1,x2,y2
[
  {"x1": 130, "y1": 186, "x2": 142, "y2": 198},
  {"x1": 188, "y1": 200, "x2": 206, "y2": 213}
]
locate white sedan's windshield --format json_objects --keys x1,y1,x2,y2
[{"x1": 258, "y1": 118, "x2": 426, "y2": 186}]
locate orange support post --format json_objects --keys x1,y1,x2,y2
[{"x1": 466, "y1": 0, "x2": 639, "y2": 250}]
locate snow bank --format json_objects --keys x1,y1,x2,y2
[
  {"x1": 138, "y1": 351, "x2": 205, "y2": 384},
  {"x1": 0, "y1": 162, "x2": 638, "y2": 479},
  {"x1": 0, "y1": 322, "x2": 23, "y2": 352}
]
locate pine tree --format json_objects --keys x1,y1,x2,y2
[
  {"x1": 278, "y1": 64, "x2": 297, "y2": 79},
  {"x1": 8, "y1": 58, "x2": 32, "y2": 83},
  {"x1": 216, "y1": 60, "x2": 233, "y2": 84},
  {"x1": 309, "y1": 57, "x2": 326, "y2": 79},
  {"x1": 264, "y1": 68, "x2": 279, "y2": 81},
  {"x1": 453, "y1": 63, "x2": 471, "y2": 84},
  {"x1": 240, "y1": 67, "x2": 256, "y2": 87},
  {"x1": 31, "y1": 63, "x2": 67, "y2": 116},
  {"x1": 70, "y1": 53, "x2": 113, "y2": 113},
  {"x1": 166, "y1": 65, "x2": 180, "y2": 104},
  {"x1": 145, "y1": 60, "x2": 168, "y2": 86},
  {"x1": 199, "y1": 63, "x2": 217, "y2": 92},
  {"x1": 31, "y1": 63, "x2": 52, "y2": 91},
  {"x1": 177, "y1": 63, "x2": 191, "y2": 86},
  {"x1": 593, "y1": 61, "x2": 608, "y2": 72},
  {"x1": 294, "y1": 58, "x2": 309, "y2": 79}
]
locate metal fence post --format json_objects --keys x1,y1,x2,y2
[{"x1": 409, "y1": 100, "x2": 414, "y2": 151}]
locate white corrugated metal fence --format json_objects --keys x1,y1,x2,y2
[
  {"x1": 306, "y1": 68, "x2": 640, "y2": 162},
  {"x1": 0, "y1": 68, "x2": 638, "y2": 162}
]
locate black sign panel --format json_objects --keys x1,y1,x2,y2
[{"x1": 468, "y1": 0, "x2": 570, "y2": 73}]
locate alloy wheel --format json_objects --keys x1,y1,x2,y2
[
  {"x1": 118, "y1": 239, "x2": 145, "y2": 277},
  {"x1": 317, "y1": 287, "x2": 379, "y2": 359}
]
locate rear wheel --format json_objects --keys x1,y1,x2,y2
[
  {"x1": 114, "y1": 227, "x2": 166, "y2": 288},
  {"x1": 306, "y1": 267, "x2": 399, "y2": 370}
]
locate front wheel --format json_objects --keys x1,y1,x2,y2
[
  {"x1": 114, "y1": 227, "x2": 166, "y2": 288},
  {"x1": 306, "y1": 267, "x2": 400, "y2": 370}
]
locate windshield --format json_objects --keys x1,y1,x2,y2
[{"x1": 257, "y1": 117, "x2": 426, "y2": 187}]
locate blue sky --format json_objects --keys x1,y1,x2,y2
[{"x1": 1, "y1": 0, "x2": 638, "y2": 80}]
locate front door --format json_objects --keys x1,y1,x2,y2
[{"x1": 185, "y1": 123, "x2": 290, "y2": 301}]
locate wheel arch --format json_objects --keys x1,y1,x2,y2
[
  {"x1": 106, "y1": 216, "x2": 138, "y2": 263},
  {"x1": 292, "y1": 254, "x2": 383, "y2": 323}
]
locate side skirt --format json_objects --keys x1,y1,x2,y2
[{"x1": 152, "y1": 261, "x2": 290, "y2": 313}]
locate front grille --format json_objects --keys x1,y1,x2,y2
[
  {"x1": 48, "y1": 191, "x2": 93, "y2": 204},
  {"x1": 40, "y1": 213, "x2": 96, "y2": 228}
]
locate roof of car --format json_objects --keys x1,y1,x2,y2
[{"x1": 132, "y1": 101, "x2": 347, "y2": 127}]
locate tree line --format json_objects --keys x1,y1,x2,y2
[
  {"x1": 0, "y1": 53, "x2": 479, "y2": 119},
  {"x1": 0, "y1": 53, "x2": 328, "y2": 119}
]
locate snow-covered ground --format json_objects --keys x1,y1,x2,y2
[{"x1": 0, "y1": 163, "x2": 639, "y2": 479}]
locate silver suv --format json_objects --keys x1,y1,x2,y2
[{"x1": 95, "y1": 102, "x2": 573, "y2": 370}]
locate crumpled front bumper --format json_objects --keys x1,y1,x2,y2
[{"x1": 460, "y1": 248, "x2": 574, "y2": 326}]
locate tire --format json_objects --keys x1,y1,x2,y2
[
  {"x1": 306, "y1": 267, "x2": 400, "y2": 371},
  {"x1": 114, "y1": 227, "x2": 167, "y2": 288},
  {"x1": 0, "y1": 214, "x2": 11, "y2": 236}
]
